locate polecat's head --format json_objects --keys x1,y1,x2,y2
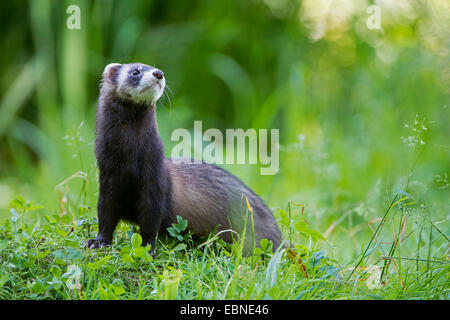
[{"x1": 102, "y1": 62, "x2": 165, "y2": 105}]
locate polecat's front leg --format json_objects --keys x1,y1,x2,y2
[
  {"x1": 136, "y1": 195, "x2": 165, "y2": 255},
  {"x1": 87, "y1": 185, "x2": 120, "y2": 249}
]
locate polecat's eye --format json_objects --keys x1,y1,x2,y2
[{"x1": 132, "y1": 70, "x2": 140, "y2": 76}]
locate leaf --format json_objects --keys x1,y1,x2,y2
[
  {"x1": 112, "y1": 285, "x2": 125, "y2": 296},
  {"x1": 50, "y1": 266, "x2": 62, "y2": 278},
  {"x1": 28, "y1": 280, "x2": 47, "y2": 294},
  {"x1": 294, "y1": 220, "x2": 325, "y2": 241},
  {"x1": 112, "y1": 278, "x2": 124, "y2": 287},
  {"x1": 10, "y1": 196, "x2": 43, "y2": 212},
  {"x1": 121, "y1": 255, "x2": 134, "y2": 264},
  {"x1": 265, "y1": 249, "x2": 284, "y2": 289},
  {"x1": 279, "y1": 209, "x2": 290, "y2": 228},
  {"x1": 176, "y1": 216, "x2": 188, "y2": 231},
  {"x1": 89, "y1": 255, "x2": 112, "y2": 270},
  {"x1": 64, "y1": 239, "x2": 79, "y2": 247},
  {"x1": 44, "y1": 214, "x2": 55, "y2": 224},
  {"x1": 75, "y1": 218, "x2": 87, "y2": 227},
  {"x1": 120, "y1": 246, "x2": 131, "y2": 255},
  {"x1": 111, "y1": 279, "x2": 126, "y2": 296},
  {"x1": 260, "y1": 238, "x2": 273, "y2": 253},
  {"x1": 173, "y1": 243, "x2": 187, "y2": 251},
  {"x1": 10, "y1": 196, "x2": 26, "y2": 210},
  {"x1": 132, "y1": 246, "x2": 148, "y2": 258},
  {"x1": 167, "y1": 227, "x2": 177, "y2": 238},
  {"x1": 48, "y1": 277, "x2": 63, "y2": 290},
  {"x1": 61, "y1": 214, "x2": 72, "y2": 224},
  {"x1": 65, "y1": 247, "x2": 82, "y2": 260},
  {"x1": 0, "y1": 240, "x2": 8, "y2": 251},
  {"x1": 55, "y1": 229, "x2": 67, "y2": 238},
  {"x1": 0, "y1": 275, "x2": 9, "y2": 288},
  {"x1": 52, "y1": 249, "x2": 67, "y2": 260},
  {"x1": 52, "y1": 247, "x2": 82, "y2": 261},
  {"x1": 254, "y1": 247, "x2": 263, "y2": 255},
  {"x1": 131, "y1": 233, "x2": 142, "y2": 248},
  {"x1": 37, "y1": 250, "x2": 50, "y2": 259}
]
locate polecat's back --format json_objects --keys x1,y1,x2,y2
[{"x1": 166, "y1": 158, "x2": 282, "y2": 254}]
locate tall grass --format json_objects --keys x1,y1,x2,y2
[{"x1": 0, "y1": 185, "x2": 447, "y2": 299}]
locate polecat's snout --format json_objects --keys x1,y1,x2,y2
[
  {"x1": 102, "y1": 62, "x2": 166, "y2": 105},
  {"x1": 152, "y1": 69, "x2": 164, "y2": 80}
]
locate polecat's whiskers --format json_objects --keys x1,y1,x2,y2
[
  {"x1": 165, "y1": 82, "x2": 175, "y2": 95},
  {"x1": 163, "y1": 83, "x2": 175, "y2": 111}
]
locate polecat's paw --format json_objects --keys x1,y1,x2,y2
[
  {"x1": 86, "y1": 238, "x2": 112, "y2": 249},
  {"x1": 86, "y1": 239, "x2": 99, "y2": 249}
]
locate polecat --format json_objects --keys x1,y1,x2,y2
[{"x1": 87, "y1": 62, "x2": 283, "y2": 255}]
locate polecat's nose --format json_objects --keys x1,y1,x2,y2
[{"x1": 153, "y1": 70, "x2": 164, "y2": 80}]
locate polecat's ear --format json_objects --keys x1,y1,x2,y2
[{"x1": 103, "y1": 63, "x2": 122, "y2": 84}]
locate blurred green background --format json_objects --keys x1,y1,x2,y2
[{"x1": 0, "y1": 0, "x2": 448, "y2": 260}]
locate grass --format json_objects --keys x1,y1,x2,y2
[{"x1": 0, "y1": 182, "x2": 448, "y2": 300}]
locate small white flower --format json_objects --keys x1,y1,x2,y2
[{"x1": 366, "y1": 265, "x2": 382, "y2": 289}]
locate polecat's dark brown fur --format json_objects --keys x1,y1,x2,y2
[{"x1": 87, "y1": 62, "x2": 283, "y2": 255}]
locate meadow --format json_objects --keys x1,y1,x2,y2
[{"x1": 0, "y1": 0, "x2": 448, "y2": 300}]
